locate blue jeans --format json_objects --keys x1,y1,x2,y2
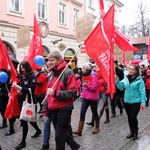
[
  {"x1": 80, "y1": 99, "x2": 99, "y2": 121},
  {"x1": 43, "y1": 117, "x2": 51, "y2": 145}
]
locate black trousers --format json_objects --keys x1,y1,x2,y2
[
  {"x1": 124, "y1": 102, "x2": 140, "y2": 130},
  {"x1": 51, "y1": 109, "x2": 77, "y2": 150},
  {"x1": 111, "y1": 92, "x2": 123, "y2": 115}
]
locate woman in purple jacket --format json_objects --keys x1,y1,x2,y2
[{"x1": 73, "y1": 62, "x2": 99, "y2": 136}]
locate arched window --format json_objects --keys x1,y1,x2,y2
[
  {"x1": 64, "y1": 49, "x2": 77, "y2": 70},
  {"x1": 43, "y1": 46, "x2": 50, "y2": 60},
  {"x1": 3, "y1": 42, "x2": 14, "y2": 55}
]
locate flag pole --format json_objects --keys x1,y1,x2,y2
[{"x1": 41, "y1": 45, "x2": 82, "y2": 104}]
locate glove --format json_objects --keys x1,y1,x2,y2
[{"x1": 140, "y1": 105, "x2": 145, "y2": 110}]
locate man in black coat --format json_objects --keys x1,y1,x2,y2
[{"x1": 111, "y1": 60, "x2": 124, "y2": 117}]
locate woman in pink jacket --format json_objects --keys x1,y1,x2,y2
[{"x1": 73, "y1": 62, "x2": 99, "y2": 136}]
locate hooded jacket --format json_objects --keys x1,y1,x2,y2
[{"x1": 47, "y1": 60, "x2": 77, "y2": 110}]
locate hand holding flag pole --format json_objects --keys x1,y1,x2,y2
[{"x1": 41, "y1": 45, "x2": 82, "y2": 104}]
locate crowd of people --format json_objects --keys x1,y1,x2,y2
[{"x1": 0, "y1": 51, "x2": 148, "y2": 150}]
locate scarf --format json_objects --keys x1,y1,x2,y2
[{"x1": 127, "y1": 74, "x2": 139, "y2": 83}]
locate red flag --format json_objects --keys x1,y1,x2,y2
[
  {"x1": 114, "y1": 28, "x2": 139, "y2": 51},
  {"x1": 99, "y1": 0, "x2": 138, "y2": 52},
  {"x1": 4, "y1": 86, "x2": 20, "y2": 119},
  {"x1": 146, "y1": 37, "x2": 150, "y2": 60},
  {"x1": 85, "y1": 5, "x2": 116, "y2": 98},
  {"x1": 23, "y1": 14, "x2": 43, "y2": 69},
  {"x1": 99, "y1": 0, "x2": 105, "y2": 18},
  {"x1": 0, "y1": 39, "x2": 17, "y2": 82}
]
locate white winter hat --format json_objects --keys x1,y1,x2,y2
[{"x1": 82, "y1": 62, "x2": 92, "y2": 70}]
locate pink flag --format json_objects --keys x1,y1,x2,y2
[
  {"x1": 23, "y1": 14, "x2": 43, "y2": 69},
  {"x1": 85, "y1": 5, "x2": 116, "y2": 98}
]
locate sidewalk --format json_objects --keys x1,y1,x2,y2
[{"x1": 0, "y1": 99, "x2": 150, "y2": 150}]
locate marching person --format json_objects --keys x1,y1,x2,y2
[
  {"x1": 73, "y1": 62, "x2": 99, "y2": 136},
  {"x1": 5, "y1": 55, "x2": 20, "y2": 136},
  {"x1": 13, "y1": 61, "x2": 42, "y2": 150},
  {"x1": 46, "y1": 50, "x2": 80, "y2": 150},
  {"x1": 111, "y1": 60, "x2": 124, "y2": 117},
  {"x1": 0, "y1": 70, "x2": 10, "y2": 129},
  {"x1": 33, "y1": 67, "x2": 47, "y2": 114},
  {"x1": 115, "y1": 64, "x2": 146, "y2": 141}
]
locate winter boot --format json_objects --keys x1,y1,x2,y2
[
  {"x1": 126, "y1": 128, "x2": 134, "y2": 139},
  {"x1": 104, "y1": 107, "x2": 110, "y2": 124},
  {"x1": 40, "y1": 144, "x2": 49, "y2": 150},
  {"x1": 92, "y1": 120, "x2": 100, "y2": 134},
  {"x1": 73, "y1": 121, "x2": 84, "y2": 136},
  {"x1": 132, "y1": 129, "x2": 138, "y2": 141}
]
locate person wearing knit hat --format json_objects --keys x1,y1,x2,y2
[
  {"x1": 73, "y1": 61, "x2": 100, "y2": 136},
  {"x1": 82, "y1": 62, "x2": 92, "y2": 70},
  {"x1": 146, "y1": 69, "x2": 150, "y2": 74}
]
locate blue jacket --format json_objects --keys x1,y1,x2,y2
[{"x1": 116, "y1": 76, "x2": 146, "y2": 106}]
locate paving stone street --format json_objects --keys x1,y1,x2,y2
[{"x1": 1, "y1": 98, "x2": 150, "y2": 150}]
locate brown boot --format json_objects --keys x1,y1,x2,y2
[
  {"x1": 73, "y1": 121, "x2": 84, "y2": 136},
  {"x1": 92, "y1": 120, "x2": 100, "y2": 134}
]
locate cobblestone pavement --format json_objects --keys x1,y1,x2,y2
[{"x1": 1, "y1": 98, "x2": 150, "y2": 150}]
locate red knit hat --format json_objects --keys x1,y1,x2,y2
[{"x1": 146, "y1": 69, "x2": 150, "y2": 74}]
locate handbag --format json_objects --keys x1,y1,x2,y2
[{"x1": 19, "y1": 88, "x2": 36, "y2": 122}]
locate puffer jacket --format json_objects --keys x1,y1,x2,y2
[
  {"x1": 47, "y1": 60, "x2": 77, "y2": 110},
  {"x1": 116, "y1": 76, "x2": 146, "y2": 106},
  {"x1": 82, "y1": 74, "x2": 99, "y2": 101}
]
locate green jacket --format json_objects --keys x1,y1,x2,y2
[{"x1": 116, "y1": 76, "x2": 146, "y2": 106}]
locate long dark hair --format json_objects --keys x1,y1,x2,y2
[{"x1": 19, "y1": 61, "x2": 33, "y2": 78}]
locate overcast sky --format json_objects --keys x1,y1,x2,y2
[{"x1": 119, "y1": 0, "x2": 150, "y2": 26}]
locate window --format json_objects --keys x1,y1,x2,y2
[
  {"x1": 59, "y1": 2, "x2": 67, "y2": 26},
  {"x1": 38, "y1": 0, "x2": 47, "y2": 19},
  {"x1": 9, "y1": 0, "x2": 21, "y2": 13},
  {"x1": 73, "y1": 8, "x2": 79, "y2": 28}
]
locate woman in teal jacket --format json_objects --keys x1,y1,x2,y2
[{"x1": 115, "y1": 64, "x2": 146, "y2": 141}]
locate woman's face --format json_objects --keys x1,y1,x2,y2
[
  {"x1": 129, "y1": 66, "x2": 137, "y2": 75},
  {"x1": 82, "y1": 67, "x2": 87, "y2": 73},
  {"x1": 95, "y1": 65, "x2": 100, "y2": 72}
]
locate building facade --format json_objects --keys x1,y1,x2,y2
[{"x1": 0, "y1": 0, "x2": 123, "y2": 69}]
